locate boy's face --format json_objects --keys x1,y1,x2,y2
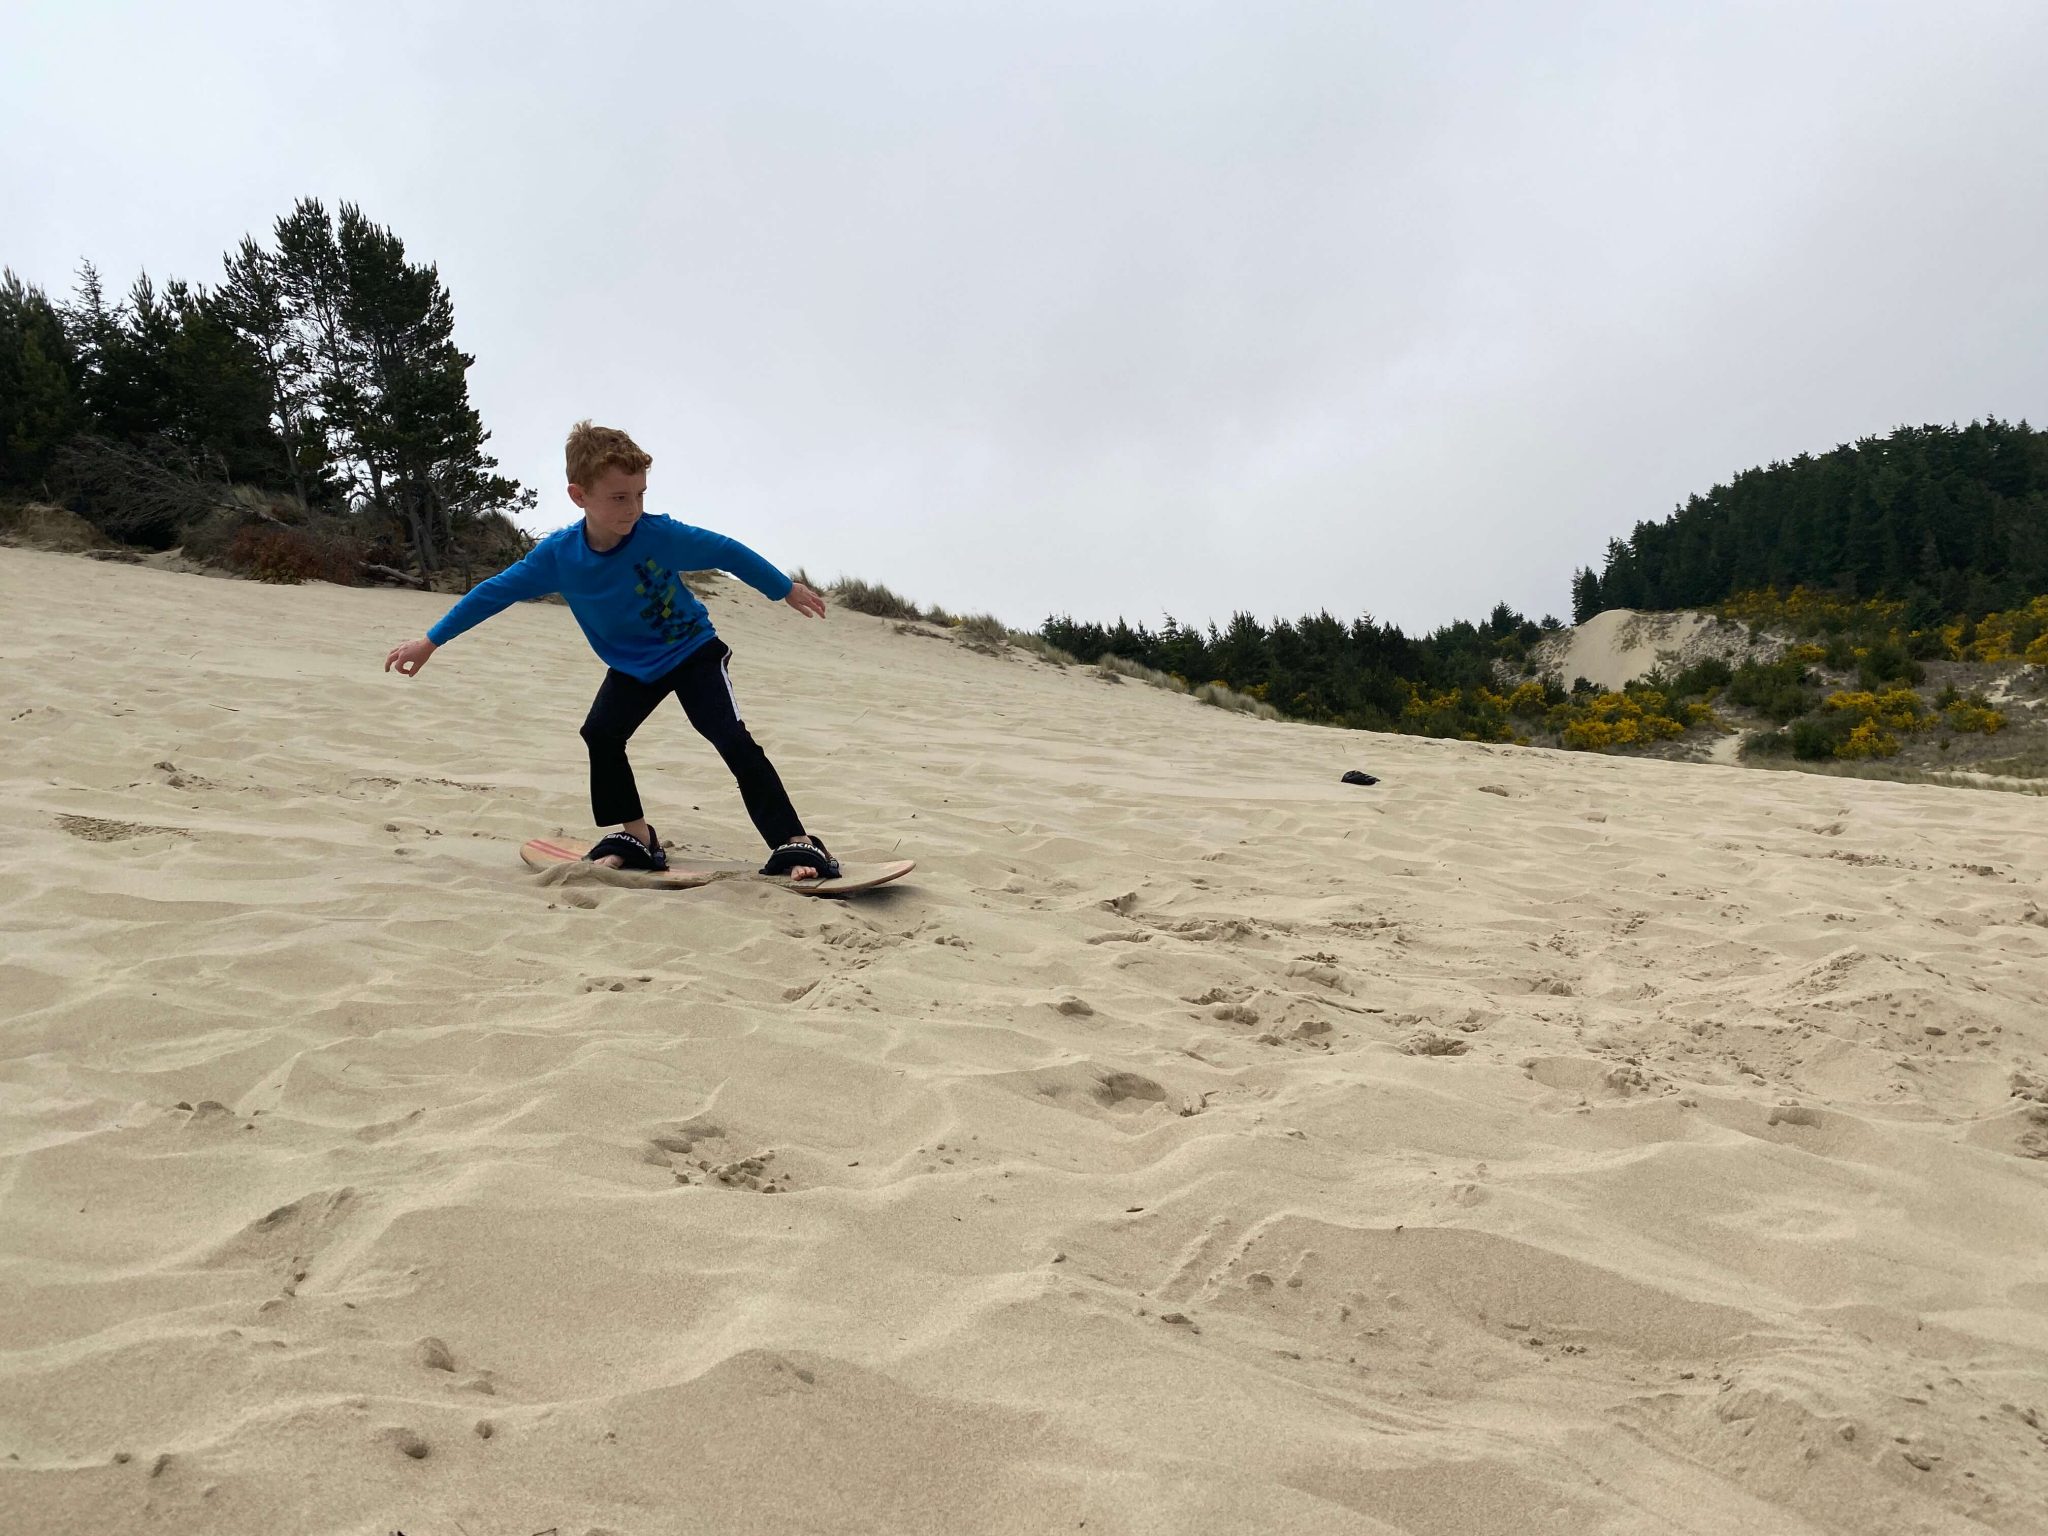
[{"x1": 568, "y1": 467, "x2": 647, "y2": 541}]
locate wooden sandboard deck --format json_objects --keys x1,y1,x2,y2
[{"x1": 520, "y1": 837, "x2": 913, "y2": 897}]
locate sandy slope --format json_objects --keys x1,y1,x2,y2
[
  {"x1": 2, "y1": 544, "x2": 2046, "y2": 1536},
  {"x1": 1533, "y1": 609, "x2": 1782, "y2": 693}
]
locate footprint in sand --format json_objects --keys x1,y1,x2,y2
[
  {"x1": 1284, "y1": 961, "x2": 1349, "y2": 993},
  {"x1": 201, "y1": 1187, "x2": 359, "y2": 1277},
  {"x1": 1522, "y1": 1056, "x2": 1655, "y2": 1094},
  {"x1": 913, "y1": 1136, "x2": 1013, "y2": 1171},
  {"x1": 703, "y1": 1151, "x2": 784, "y2": 1191},
  {"x1": 55, "y1": 813, "x2": 187, "y2": 841},
  {"x1": 2018, "y1": 1110, "x2": 2048, "y2": 1161},
  {"x1": 379, "y1": 1426, "x2": 430, "y2": 1459},
  {"x1": 1163, "y1": 916, "x2": 1262, "y2": 943},
  {"x1": 583, "y1": 974, "x2": 655, "y2": 993},
  {"x1": 412, "y1": 1336, "x2": 498, "y2": 1396},
  {"x1": 647, "y1": 1120, "x2": 795, "y2": 1192},
  {"x1": 984, "y1": 1062, "x2": 1182, "y2": 1128}
]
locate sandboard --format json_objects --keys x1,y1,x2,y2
[{"x1": 520, "y1": 837, "x2": 914, "y2": 897}]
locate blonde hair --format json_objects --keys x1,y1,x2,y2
[{"x1": 565, "y1": 420, "x2": 653, "y2": 487}]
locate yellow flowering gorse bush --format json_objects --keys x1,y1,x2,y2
[
  {"x1": 1944, "y1": 700, "x2": 2007, "y2": 734},
  {"x1": 1942, "y1": 597, "x2": 2048, "y2": 664},
  {"x1": 1720, "y1": 587, "x2": 1905, "y2": 632},
  {"x1": 1547, "y1": 689, "x2": 1689, "y2": 752},
  {"x1": 1822, "y1": 688, "x2": 1932, "y2": 732}
]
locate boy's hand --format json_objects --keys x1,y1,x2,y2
[
  {"x1": 384, "y1": 638, "x2": 438, "y2": 676},
  {"x1": 784, "y1": 581, "x2": 826, "y2": 619}
]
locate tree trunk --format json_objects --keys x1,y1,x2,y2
[
  {"x1": 402, "y1": 482, "x2": 436, "y2": 575},
  {"x1": 256, "y1": 341, "x2": 310, "y2": 509}
]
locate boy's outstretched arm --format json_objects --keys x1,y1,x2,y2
[
  {"x1": 672, "y1": 525, "x2": 824, "y2": 619},
  {"x1": 382, "y1": 544, "x2": 560, "y2": 679}
]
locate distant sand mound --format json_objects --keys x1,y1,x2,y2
[{"x1": 1533, "y1": 607, "x2": 1783, "y2": 692}]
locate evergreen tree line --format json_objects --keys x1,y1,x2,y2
[
  {"x1": 1571, "y1": 420, "x2": 2048, "y2": 625},
  {"x1": 1042, "y1": 602, "x2": 1565, "y2": 732},
  {"x1": 1040, "y1": 419, "x2": 2046, "y2": 740},
  {"x1": 0, "y1": 198, "x2": 529, "y2": 572}
]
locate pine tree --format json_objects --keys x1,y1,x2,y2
[
  {"x1": 215, "y1": 236, "x2": 317, "y2": 504},
  {"x1": 0, "y1": 270, "x2": 82, "y2": 489},
  {"x1": 63, "y1": 265, "x2": 172, "y2": 444},
  {"x1": 272, "y1": 199, "x2": 361, "y2": 500},
  {"x1": 60, "y1": 262, "x2": 119, "y2": 430},
  {"x1": 1214, "y1": 612, "x2": 1270, "y2": 688},
  {"x1": 254, "y1": 198, "x2": 530, "y2": 568},
  {"x1": 1581, "y1": 421, "x2": 2048, "y2": 614},
  {"x1": 160, "y1": 279, "x2": 288, "y2": 485}
]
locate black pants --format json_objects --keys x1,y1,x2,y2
[{"x1": 579, "y1": 639, "x2": 804, "y2": 849}]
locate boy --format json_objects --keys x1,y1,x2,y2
[{"x1": 383, "y1": 420, "x2": 837, "y2": 882}]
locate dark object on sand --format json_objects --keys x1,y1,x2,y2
[{"x1": 1341, "y1": 771, "x2": 1379, "y2": 786}]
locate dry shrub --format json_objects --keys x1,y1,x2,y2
[
  {"x1": 959, "y1": 613, "x2": 1008, "y2": 646},
  {"x1": 1010, "y1": 631, "x2": 1077, "y2": 666},
  {"x1": 451, "y1": 509, "x2": 532, "y2": 567},
  {"x1": 178, "y1": 504, "x2": 257, "y2": 563},
  {"x1": 225, "y1": 523, "x2": 365, "y2": 585},
  {"x1": 55, "y1": 436, "x2": 226, "y2": 549},
  {"x1": 1098, "y1": 654, "x2": 1188, "y2": 693},
  {"x1": 0, "y1": 501, "x2": 113, "y2": 552},
  {"x1": 179, "y1": 490, "x2": 314, "y2": 556},
  {"x1": 832, "y1": 577, "x2": 922, "y2": 620},
  {"x1": 1194, "y1": 681, "x2": 1281, "y2": 719}
]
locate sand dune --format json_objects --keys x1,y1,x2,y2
[
  {"x1": 3, "y1": 544, "x2": 2046, "y2": 1535},
  {"x1": 1532, "y1": 608, "x2": 1782, "y2": 693}
]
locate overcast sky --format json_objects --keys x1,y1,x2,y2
[{"x1": 8, "y1": 2, "x2": 2046, "y2": 632}]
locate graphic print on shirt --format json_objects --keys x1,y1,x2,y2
[{"x1": 632, "y1": 558, "x2": 706, "y2": 645}]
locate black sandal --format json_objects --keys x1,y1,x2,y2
[
  {"x1": 759, "y1": 837, "x2": 840, "y2": 881},
  {"x1": 585, "y1": 825, "x2": 668, "y2": 872}
]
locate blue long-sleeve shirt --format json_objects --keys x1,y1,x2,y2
[{"x1": 427, "y1": 515, "x2": 794, "y2": 682}]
